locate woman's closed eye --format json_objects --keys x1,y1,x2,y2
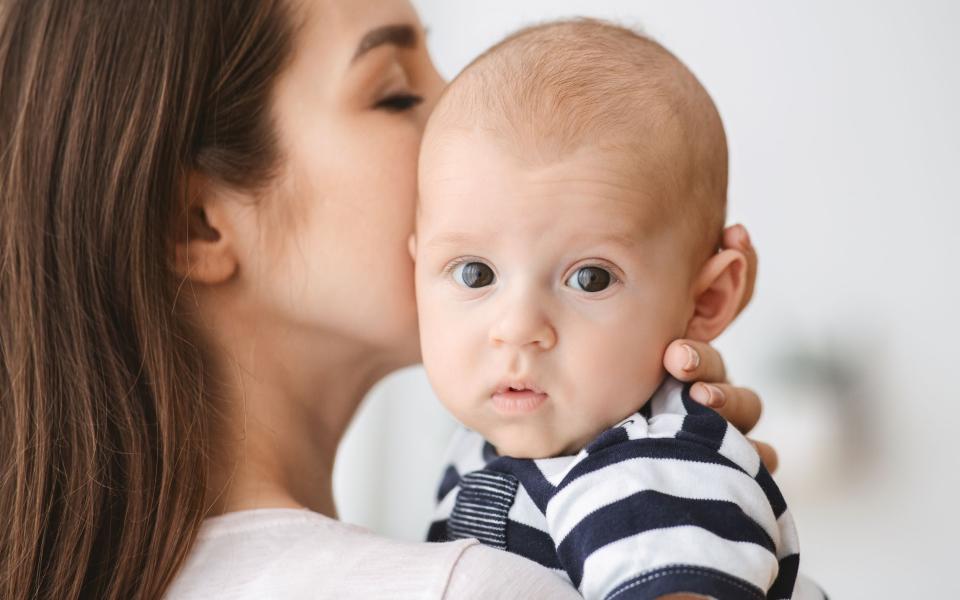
[{"x1": 374, "y1": 92, "x2": 423, "y2": 112}]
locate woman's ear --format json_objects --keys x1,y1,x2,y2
[
  {"x1": 173, "y1": 175, "x2": 240, "y2": 285},
  {"x1": 684, "y1": 249, "x2": 749, "y2": 342}
]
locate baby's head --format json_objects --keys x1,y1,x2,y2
[{"x1": 413, "y1": 19, "x2": 749, "y2": 458}]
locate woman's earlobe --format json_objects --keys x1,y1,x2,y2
[{"x1": 684, "y1": 249, "x2": 749, "y2": 342}]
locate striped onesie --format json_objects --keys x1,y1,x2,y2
[{"x1": 427, "y1": 377, "x2": 826, "y2": 600}]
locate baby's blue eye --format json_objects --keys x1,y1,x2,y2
[
  {"x1": 453, "y1": 261, "x2": 495, "y2": 288},
  {"x1": 566, "y1": 266, "x2": 613, "y2": 292}
]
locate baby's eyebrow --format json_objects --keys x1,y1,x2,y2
[
  {"x1": 567, "y1": 231, "x2": 639, "y2": 249},
  {"x1": 422, "y1": 232, "x2": 477, "y2": 249},
  {"x1": 422, "y1": 230, "x2": 639, "y2": 252}
]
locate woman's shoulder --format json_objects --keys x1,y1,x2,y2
[
  {"x1": 447, "y1": 543, "x2": 581, "y2": 599},
  {"x1": 164, "y1": 508, "x2": 463, "y2": 599},
  {"x1": 164, "y1": 508, "x2": 577, "y2": 599}
]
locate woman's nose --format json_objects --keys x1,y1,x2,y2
[{"x1": 488, "y1": 303, "x2": 557, "y2": 351}]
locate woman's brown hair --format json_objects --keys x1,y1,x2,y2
[{"x1": 0, "y1": 1, "x2": 296, "y2": 598}]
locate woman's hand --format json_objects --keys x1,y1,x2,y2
[{"x1": 662, "y1": 224, "x2": 779, "y2": 472}]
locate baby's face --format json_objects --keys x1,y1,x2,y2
[{"x1": 415, "y1": 131, "x2": 697, "y2": 458}]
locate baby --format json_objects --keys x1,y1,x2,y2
[{"x1": 413, "y1": 20, "x2": 822, "y2": 600}]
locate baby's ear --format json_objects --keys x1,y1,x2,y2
[{"x1": 684, "y1": 249, "x2": 749, "y2": 342}]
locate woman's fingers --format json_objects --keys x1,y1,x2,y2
[
  {"x1": 664, "y1": 341, "x2": 764, "y2": 434},
  {"x1": 749, "y1": 439, "x2": 779, "y2": 474},
  {"x1": 663, "y1": 337, "x2": 774, "y2": 470},
  {"x1": 690, "y1": 383, "x2": 762, "y2": 434},
  {"x1": 721, "y1": 224, "x2": 757, "y2": 315},
  {"x1": 663, "y1": 339, "x2": 727, "y2": 384}
]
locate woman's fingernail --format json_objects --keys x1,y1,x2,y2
[
  {"x1": 706, "y1": 384, "x2": 726, "y2": 407},
  {"x1": 739, "y1": 225, "x2": 752, "y2": 249},
  {"x1": 682, "y1": 344, "x2": 700, "y2": 372},
  {"x1": 693, "y1": 383, "x2": 725, "y2": 408}
]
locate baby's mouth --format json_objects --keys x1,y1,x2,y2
[
  {"x1": 491, "y1": 381, "x2": 548, "y2": 415},
  {"x1": 494, "y1": 380, "x2": 545, "y2": 394}
]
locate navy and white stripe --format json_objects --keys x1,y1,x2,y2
[
  {"x1": 427, "y1": 377, "x2": 827, "y2": 600},
  {"x1": 447, "y1": 470, "x2": 518, "y2": 550}
]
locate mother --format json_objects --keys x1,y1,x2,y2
[{"x1": 0, "y1": 1, "x2": 770, "y2": 598}]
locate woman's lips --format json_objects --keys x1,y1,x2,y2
[{"x1": 490, "y1": 389, "x2": 548, "y2": 415}]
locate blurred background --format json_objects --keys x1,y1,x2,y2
[{"x1": 334, "y1": 1, "x2": 960, "y2": 597}]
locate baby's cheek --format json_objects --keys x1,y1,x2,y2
[
  {"x1": 420, "y1": 309, "x2": 483, "y2": 420},
  {"x1": 571, "y1": 325, "x2": 665, "y2": 418}
]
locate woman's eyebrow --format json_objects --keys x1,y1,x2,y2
[{"x1": 352, "y1": 24, "x2": 417, "y2": 63}]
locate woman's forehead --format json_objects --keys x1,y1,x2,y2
[
  {"x1": 276, "y1": 0, "x2": 424, "y2": 102},
  {"x1": 293, "y1": 0, "x2": 422, "y2": 53}
]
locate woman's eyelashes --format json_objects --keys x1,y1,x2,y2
[
  {"x1": 566, "y1": 266, "x2": 616, "y2": 293},
  {"x1": 374, "y1": 92, "x2": 424, "y2": 112}
]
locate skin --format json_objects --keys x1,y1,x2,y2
[
  {"x1": 415, "y1": 133, "x2": 747, "y2": 458},
  {"x1": 174, "y1": 0, "x2": 770, "y2": 521}
]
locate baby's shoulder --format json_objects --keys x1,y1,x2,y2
[{"x1": 576, "y1": 377, "x2": 762, "y2": 480}]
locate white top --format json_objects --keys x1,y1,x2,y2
[{"x1": 164, "y1": 508, "x2": 580, "y2": 599}]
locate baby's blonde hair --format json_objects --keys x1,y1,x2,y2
[{"x1": 426, "y1": 19, "x2": 729, "y2": 260}]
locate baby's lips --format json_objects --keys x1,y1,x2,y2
[{"x1": 493, "y1": 378, "x2": 546, "y2": 395}]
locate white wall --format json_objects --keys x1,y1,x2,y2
[{"x1": 335, "y1": 2, "x2": 960, "y2": 597}]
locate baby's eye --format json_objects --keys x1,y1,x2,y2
[
  {"x1": 566, "y1": 266, "x2": 613, "y2": 293},
  {"x1": 453, "y1": 261, "x2": 496, "y2": 288}
]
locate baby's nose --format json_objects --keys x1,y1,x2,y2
[{"x1": 488, "y1": 303, "x2": 557, "y2": 351}]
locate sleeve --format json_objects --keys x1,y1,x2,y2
[
  {"x1": 426, "y1": 462, "x2": 460, "y2": 542},
  {"x1": 445, "y1": 542, "x2": 582, "y2": 600},
  {"x1": 427, "y1": 427, "x2": 491, "y2": 543},
  {"x1": 543, "y1": 404, "x2": 798, "y2": 600}
]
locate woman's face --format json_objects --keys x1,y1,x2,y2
[{"x1": 233, "y1": 0, "x2": 443, "y2": 364}]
